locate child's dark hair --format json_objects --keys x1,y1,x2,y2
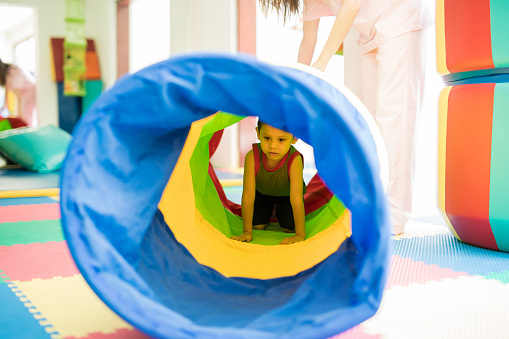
[
  {"x1": 257, "y1": 119, "x2": 266, "y2": 130},
  {"x1": 0, "y1": 59, "x2": 10, "y2": 87},
  {"x1": 259, "y1": 0, "x2": 301, "y2": 22},
  {"x1": 257, "y1": 119, "x2": 295, "y2": 138}
]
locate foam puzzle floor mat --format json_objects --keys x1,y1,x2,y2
[
  {"x1": 0, "y1": 168, "x2": 60, "y2": 191},
  {"x1": 1, "y1": 197, "x2": 509, "y2": 338}
]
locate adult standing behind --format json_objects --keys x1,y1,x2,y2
[
  {"x1": 0, "y1": 58, "x2": 37, "y2": 126},
  {"x1": 260, "y1": 0, "x2": 433, "y2": 235}
]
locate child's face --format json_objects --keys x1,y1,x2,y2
[{"x1": 256, "y1": 124, "x2": 297, "y2": 162}]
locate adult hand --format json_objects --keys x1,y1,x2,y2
[
  {"x1": 231, "y1": 232, "x2": 253, "y2": 242},
  {"x1": 279, "y1": 235, "x2": 305, "y2": 245}
]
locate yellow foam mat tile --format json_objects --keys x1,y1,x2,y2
[
  {"x1": 49, "y1": 195, "x2": 60, "y2": 202},
  {"x1": 12, "y1": 274, "x2": 133, "y2": 338}
]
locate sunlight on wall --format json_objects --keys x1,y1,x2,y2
[
  {"x1": 14, "y1": 37, "x2": 36, "y2": 79},
  {"x1": 256, "y1": 6, "x2": 344, "y2": 87},
  {"x1": 412, "y1": 27, "x2": 444, "y2": 217},
  {"x1": 130, "y1": 0, "x2": 170, "y2": 74}
]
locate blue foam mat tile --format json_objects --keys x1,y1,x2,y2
[
  {"x1": 0, "y1": 197, "x2": 57, "y2": 206},
  {"x1": 222, "y1": 186, "x2": 242, "y2": 204},
  {"x1": 485, "y1": 270, "x2": 509, "y2": 284},
  {"x1": 214, "y1": 169, "x2": 243, "y2": 180},
  {"x1": 393, "y1": 233, "x2": 509, "y2": 277},
  {"x1": 0, "y1": 168, "x2": 60, "y2": 191},
  {"x1": 0, "y1": 283, "x2": 54, "y2": 339}
]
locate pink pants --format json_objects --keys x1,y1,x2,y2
[{"x1": 359, "y1": 29, "x2": 427, "y2": 234}]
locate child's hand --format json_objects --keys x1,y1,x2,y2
[
  {"x1": 231, "y1": 232, "x2": 253, "y2": 243},
  {"x1": 279, "y1": 235, "x2": 305, "y2": 245}
]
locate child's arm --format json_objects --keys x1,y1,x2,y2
[
  {"x1": 231, "y1": 150, "x2": 255, "y2": 242},
  {"x1": 280, "y1": 155, "x2": 305, "y2": 245},
  {"x1": 298, "y1": 19, "x2": 319, "y2": 66},
  {"x1": 312, "y1": 0, "x2": 360, "y2": 72}
]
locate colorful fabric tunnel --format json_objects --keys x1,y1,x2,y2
[
  {"x1": 60, "y1": 53, "x2": 390, "y2": 338},
  {"x1": 437, "y1": 0, "x2": 509, "y2": 252}
]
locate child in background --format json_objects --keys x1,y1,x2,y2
[
  {"x1": 0, "y1": 58, "x2": 36, "y2": 126},
  {"x1": 231, "y1": 120, "x2": 306, "y2": 245}
]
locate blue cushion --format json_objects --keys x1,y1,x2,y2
[{"x1": 0, "y1": 125, "x2": 72, "y2": 173}]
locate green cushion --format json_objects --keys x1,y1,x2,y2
[{"x1": 0, "y1": 125, "x2": 72, "y2": 172}]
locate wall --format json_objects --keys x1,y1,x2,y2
[
  {"x1": 0, "y1": 0, "x2": 239, "y2": 166},
  {"x1": 86, "y1": 0, "x2": 117, "y2": 91},
  {"x1": 168, "y1": 0, "x2": 239, "y2": 168},
  {"x1": 129, "y1": 0, "x2": 170, "y2": 73},
  {"x1": 0, "y1": 34, "x2": 8, "y2": 60},
  {"x1": 170, "y1": 0, "x2": 237, "y2": 55},
  {"x1": 0, "y1": 0, "x2": 116, "y2": 127},
  {"x1": 8, "y1": 17, "x2": 34, "y2": 46},
  {"x1": 0, "y1": 4, "x2": 33, "y2": 62}
]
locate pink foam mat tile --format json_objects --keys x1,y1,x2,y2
[
  {"x1": 0, "y1": 241, "x2": 79, "y2": 281},
  {"x1": 64, "y1": 328, "x2": 151, "y2": 339},
  {"x1": 0, "y1": 203, "x2": 60, "y2": 223},
  {"x1": 329, "y1": 324, "x2": 382, "y2": 338},
  {"x1": 385, "y1": 255, "x2": 469, "y2": 289}
]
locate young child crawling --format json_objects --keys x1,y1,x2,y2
[{"x1": 231, "y1": 120, "x2": 306, "y2": 245}]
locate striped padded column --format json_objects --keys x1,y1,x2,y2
[
  {"x1": 489, "y1": 83, "x2": 509, "y2": 250},
  {"x1": 444, "y1": 84, "x2": 497, "y2": 250}
]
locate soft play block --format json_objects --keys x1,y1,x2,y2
[
  {"x1": 51, "y1": 38, "x2": 101, "y2": 82},
  {"x1": 438, "y1": 82, "x2": 509, "y2": 251},
  {"x1": 0, "y1": 125, "x2": 72, "y2": 173},
  {"x1": 436, "y1": 0, "x2": 509, "y2": 75},
  {"x1": 50, "y1": 38, "x2": 65, "y2": 82},
  {"x1": 82, "y1": 80, "x2": 103, "y2": 113},
  {"x1": 85, "y1": 39, "x2": 101, "y2": 80},
  {"x1": 57, "y1": 82, "x2": 82, "y2": 134}
]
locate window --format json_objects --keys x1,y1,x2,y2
[{"x1": 14, "y1": 36, "x2": 36, "y2": 80}]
